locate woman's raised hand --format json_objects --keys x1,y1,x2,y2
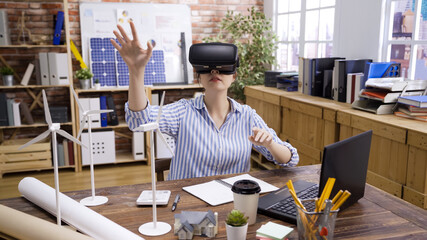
[{"x1": 110, "y1": 21, "x2": 153, "y2": 76}]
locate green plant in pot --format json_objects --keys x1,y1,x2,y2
[
  {"x1": 75, "y1": 68, "x2": 93, "y2": 89},
  {"x1": 1, "y1": 66, "x2": 15, "y2": 86},
  {"x1": 204, "y1": 6, "x2": 278, "y2": 101},
  {"x1": 225, "y1": 209, "x2": 248, "y2": 240}
]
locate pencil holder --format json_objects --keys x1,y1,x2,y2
[{"x1": 296, "y1": 199, "x2": 338, "y2": 240}]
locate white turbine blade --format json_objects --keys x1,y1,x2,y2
[
  {"x1": 18, "y1": 130, "x2": 51, "y2": 150},
  {"x1": 77, "y1": 118, "x2": 86, "y2": 139},
  {"x1": 42, "y1": 90, "x2": 53, "y2": 126},
  {"x1": 87, "y1": 109, "x2": 113, "y2": 115},
  {"x1": 71, "y1": 86, "x2": 85, "y2": 112},
  {"x1": 57, "y1": 129, "x2": 87, "y2": 148},
  {"x1": 156, "y1": 91, "x2": 166, "y2": 123},
  {"x1": 155, "y1": 129, "x2": 174, "y2": 157}
]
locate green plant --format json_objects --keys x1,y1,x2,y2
[
  {"x1": 204, "y1": 7, "x2": 278, "y2": 101},
  {"x1": 75, "y1": 68, "x2": 93, "y2": 80},
  {"x1": 0, "y1": 66, "x2": 14, "y2": 75},
  {"x1": 225, "y1": 209, "x2": 248, "y2": 227},
  {"x1": 95, "y1": 78, "x2": 100, "y2": 84}
]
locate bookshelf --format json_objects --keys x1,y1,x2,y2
[{"x1": 0, "y1": 0, "x2": 77, "y2": 178}]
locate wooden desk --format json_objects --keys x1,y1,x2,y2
[{"x1": 1, "y1": 165, "x2": 427, "y2": 239}]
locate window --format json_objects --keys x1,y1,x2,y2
[
  {"x1": 273, "y1": 0, "x2": 336, "y2": 71},
  {"x1": 382, "y1": 0, "x2": 427, "y2": 79}
]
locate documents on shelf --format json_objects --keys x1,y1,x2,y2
[
  {"x1": 365, "y1": 78, "x2": 427, "y2": 91},
  {"x1": 182, "y1": 173, "x2": 278, "y2": 206}
]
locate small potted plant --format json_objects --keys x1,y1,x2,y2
[
  {"x1": 94, "y1": 78, "x2": 101, "y2": 90},
  {"x1": 75, "y1": 68, "x2": 93, "y2": 90},
  {"x1": 225, "y1": 209, "x2": 248, "y2": 240},
  {"x1": 1, "y1": 66, "x2": 15, "y2": 86}
]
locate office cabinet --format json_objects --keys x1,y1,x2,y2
[{"x1": 245, "y1": 85, "x2": 427, "y2": 209}]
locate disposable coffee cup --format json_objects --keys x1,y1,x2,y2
[{"x1": 231, "y1": 179, "x2": 261, "y2": 225}]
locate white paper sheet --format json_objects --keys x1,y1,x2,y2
[
  {"x1": 182, "y1": 173, "x2": 279, "y2": 206},
  {"x1": 18, "y1": 177, "x2": 144, "y2": 240}
]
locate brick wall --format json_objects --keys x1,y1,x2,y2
[
  {"x1": 0, "y1": 0, "x2": 262, "y2": 146},
  {"x1": 0, "y1": 0, "x2": 263, "y2": 87}
]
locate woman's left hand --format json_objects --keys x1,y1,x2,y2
[{"x1": 248, "y1": 127, "x2": 273, "y2": 148}]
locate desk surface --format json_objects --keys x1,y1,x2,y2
[{"x1": 1, "y1": 165, "x2": 427, "y2": 239}]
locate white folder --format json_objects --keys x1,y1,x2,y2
[
  {"x1": 12, "y1": 99, "x2": 21, "y2": 126},
  {"x1": 39, "y1": 52, "x2": 50, "y2": 85},
  {"x1": 48, "y1": 53, "x2": 69, "y2": 85},
  {"x1": 80, "y1": 98, "x2": 101, "y2": 128}
]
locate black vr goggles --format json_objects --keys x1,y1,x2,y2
[{"x1": 189, "y1": 42, "x2": 239, "y2": 75}]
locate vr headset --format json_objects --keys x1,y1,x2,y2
[{"x1": 189, "y1": 42, "x2": 239, "y2": 75}]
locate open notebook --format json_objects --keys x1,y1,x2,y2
[{"x1": 183, "y1": 173, "x2": 278, "y2": 206}]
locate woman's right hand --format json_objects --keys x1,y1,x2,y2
[{"x1": 110, "y1": 21, "x2": 153, "y2": 76}]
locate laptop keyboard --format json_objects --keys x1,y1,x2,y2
[{"x1": 268, "y1": 184, "x2": 319, "y2": 216}]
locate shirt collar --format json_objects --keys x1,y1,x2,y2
[{"x1": 194, "y1": 94, "x2": 242, "y2": 113}]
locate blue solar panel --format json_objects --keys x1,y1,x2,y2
[
  {"x1": 144, "y1": 50, "x2": 166, "y2": 85},
  {"x1": 90, "y1": 38, "x2": 166, "y2": 87}
]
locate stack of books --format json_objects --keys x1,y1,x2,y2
[
  {"x1": 256, "y1": 221, "x2": 293, "y2": 240},
  {"x1": 395, "y1": 95, "x2": 427, "y2": 122}
]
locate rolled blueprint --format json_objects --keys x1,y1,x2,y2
[
  {"x1": 18, "y1": 177, "x2": 144, "y2": 240},
  {"x1": 0, "y1": 204, "x2": 94, "y2": 240}
]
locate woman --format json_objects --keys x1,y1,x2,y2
[{"x1": 111, "y1": 22, "x2": 299, "y2": 180}]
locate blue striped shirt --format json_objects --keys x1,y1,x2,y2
[{"x1": 125, "y1": 95, "x2": 299, "y2": 180}]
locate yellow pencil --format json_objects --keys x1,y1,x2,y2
[
  {"x1": 317, "y1": 178, "x2": 335, "y2": 212},
  {"x1": 332, "y1": 190, "x2": 343, "y2": 204},
  {"x1": 331, "y1": 190, "x2": 351, "y2": 211}
]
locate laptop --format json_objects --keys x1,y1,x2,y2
[{"x1": 257, "y1": 130, "x2": 373, "y2": 224}]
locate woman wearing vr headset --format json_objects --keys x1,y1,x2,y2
[{"x1": 111, "y1": 22, "x2": 299, "y2": 180}]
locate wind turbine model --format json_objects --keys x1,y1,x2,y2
[
  {"x1": 133, "y1": 91, "x2": 175, "y2": 236},
  {"x1": 71, "y1": 86, "x2": 113, "y2": 206},
  {"x1": 19, "y1": 89, "x2": 87, "y2": 225}
]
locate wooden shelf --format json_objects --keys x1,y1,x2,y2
[
  {"x1": 75, "y1": 84, "x2": 203, "y2": 93},
  {"x1": 0, "y1": 122, "x2": 72, "y2": 130},
  {"x1": 116, "y1": 152, "x2": 147, "y2": 164},
  {"x1": 89, "y1": 122, "x2": 129, "y2": 130},
  {"x1": 0, "y1": 84, "x2": 69, "y2": 90},
  {"x1": 0, "y1": 45, "x2": 67, "y2": 49}
]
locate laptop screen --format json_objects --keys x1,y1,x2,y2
[{"x1": 318, "y1": 130, "x2": 373, "y2": 210}]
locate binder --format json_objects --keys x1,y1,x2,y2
[
  {"x1": 53, "y1": 11, "x2": 64, "y2": 45},
  {"x1": 336, "y1": 59, "x2": 372, "y2": 102},
  {"x1": 0, "y1": 93, "x2": 8, "y2": 126},
  {"x1": 6, "y1": 98, "x2": 14, "y2": 126},
  {"x1": 12, "y1": 99, "x2": 21, "y2": 126},
  {"x1": 302, "y1": 58, "x2": 313, "y2": 95},
  {"x1": 106, "y1": 95, "x2": 118, "y2": 126},
  {"x1": 39, "y1": 52, "x2": 50, "y2": 85},
  {"x1": 80, "y1": 98, "x2": 101, "y2": 128},
  {"x1": 20, "y1": 63, "x2": 34, "y2": 86},
  {"x1": 311, "y1": 57, "x2": 344, "y2": 97},
  {"x1": 48, "y1": 53, "x2": 69, "y2": 85},
  {"x1": 0, "y1": 10, "x2": 11, "y2": 45},
  {"x1": 99, "y1": 96, "x2": 108, "y2": 127},
  {"x1": 67, "y1": 140, "x2": 75, "y2": 165}
]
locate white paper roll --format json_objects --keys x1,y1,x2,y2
[
  {"x1": 18, "y1": 177, "x2": 144, "y2": 240},
  {"x1": 0, "y1": 204, "x2": 94, "y2": 240}
]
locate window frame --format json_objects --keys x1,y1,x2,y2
[
  {"x1": 381, "y1": 0, "x2": 427, "y2": 79},
  {"x1": 272, "y1": 0, "x2": 336, "y2": 71}
]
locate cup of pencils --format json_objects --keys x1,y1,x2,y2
[
  {"x1": 296, "y1": 199, "x2": 338, "y2": 240},
  {"x1": 287, "y1": 178, "x2": 351, "y2": 240}
]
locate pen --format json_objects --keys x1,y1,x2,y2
[{"x1": 171, "y1": 194, "x2": 180, "y2": 212}]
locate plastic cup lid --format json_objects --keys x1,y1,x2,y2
[{"x1": 231, "y1": 179, "x2": 261, "y2": 194}]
